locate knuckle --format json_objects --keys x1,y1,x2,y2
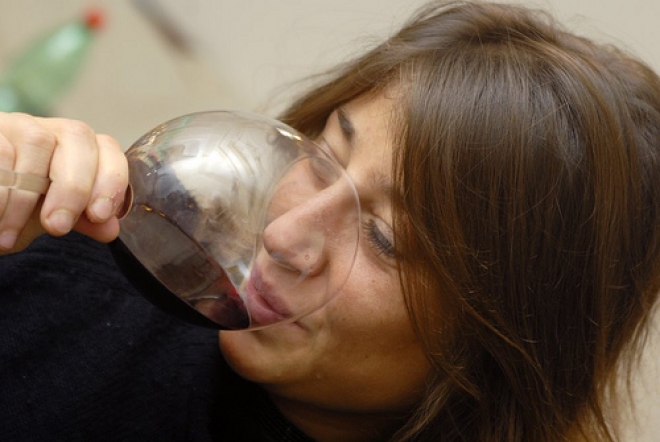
[
  {"x1": 21, "y1": 124, "x2": 56, "y2": 154},
  {"x1": 61, "y1": 120, "x2": 96, "y2": 145},
  {"x1": 96, "y1": 133, "x2": 121, "y2": 150}
]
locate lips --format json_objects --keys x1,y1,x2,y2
[
  {"x1": 193, "y1": 295, "x2": 249, "y2": 329},
  {"x1": 244, "y1": 265, "x2": 294, "y2": 327}
]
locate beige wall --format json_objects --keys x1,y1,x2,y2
[
  {"x1": 1, "y1": 0, "x2": 659, "y2": 439},
  {"x1": 2, "y1": 0, "x2": 659, "y2": 145}
]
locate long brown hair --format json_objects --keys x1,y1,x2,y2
[{"x1": 280, "y1": 2, "x2": 660, "y2": 440}]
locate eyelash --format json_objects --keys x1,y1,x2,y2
[
  {"x1": 363, "y1": 219, "x2": 395, "y2": 259},
  {"x1": 337, "y1": 110, "x2": 354, "y2": 140}
]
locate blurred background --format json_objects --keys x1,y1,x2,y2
[
  {"x1": 1, "y1": 0, "x2": 659, "y2": 146},
  {"x1": 1, "y1": 0, "x2": 659, "y2": 438}
]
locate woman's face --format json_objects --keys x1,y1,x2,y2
[{"x1": 220, "y1": 92, "x2": 431, "y2": 421}]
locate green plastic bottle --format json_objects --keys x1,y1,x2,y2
[{"x1": 0, "y1": 9, "x2": 104, "y2": 116}]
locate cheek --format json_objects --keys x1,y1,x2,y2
[
  {"x1": 306, "y1": 316, "x2": 431, "y2": 411},
  {"x1": 326, "y1": 255, "x2": 405, "y2": 325},
  {"x1": 323, "y1": 277, "x2": 424, "y2": 371},
  {"x1": 220, "y1": 257, "x2": 433, "y2": 412},
  {"x1": 320, "y1": 253, "x2": 422, "y2": 366},
  {"x1": 328, "y1": 283, "x2": 419, "y2": 368}
]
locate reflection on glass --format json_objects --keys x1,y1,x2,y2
[{"x1": 113, "y1": 111, "x2": 361, "y2": 330}]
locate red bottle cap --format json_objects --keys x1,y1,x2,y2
[{"x1": 84, "y1": 7, "x2": 105, "y2": 30}]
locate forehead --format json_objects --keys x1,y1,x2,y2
[
  {"x1": 341, "y1": 92, "x2": 398, "y2": 171},
  {"x1": 327, "y1": 93, "x2": 399, "y2": 207}
]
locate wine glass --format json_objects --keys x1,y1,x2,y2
[
  {"x1": 1, "y1": 111, "x2": 361, "y2": 331},
  {"x1": 110, "y1": 110, "x2": 361, "y2": 330}
]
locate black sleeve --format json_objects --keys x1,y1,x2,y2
[{"x1": 0, "y1": 233, "x2": 223, "y2": 442}]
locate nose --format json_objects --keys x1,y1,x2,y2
[{"x1": 261, "y1": 170, "x2": 359, "y2": 278}]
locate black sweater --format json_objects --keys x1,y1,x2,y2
[{"x1": 0, "y1": 233, "x2": 312, "y2": 442}]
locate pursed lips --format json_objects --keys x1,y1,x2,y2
[{"x1": 245, "y1": 265, "x2": 295, "y2": 327}]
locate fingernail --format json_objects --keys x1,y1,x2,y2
[
  {"x1": 90, "y1": 197, "x2": 114, "y2": 221},
  {"x1": 47, "y1": 210, "x2": 75, "y2": 235},
  {"x1": 0, "y1": 231, "x2": 17, "y2": 250}
]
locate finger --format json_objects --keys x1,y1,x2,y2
[
  {"x1": 0, "y1": 201, "x2": 44, "y2": 254},
  {"x1": 0, "y1": 190, "x2": 40, "y2": 250},
  {"x1": 85, "y1": 133, "x2": 129, "y2": 223},
  {"x1": 0, "y1": 131, "x2": 15, "y2": 220},
  {"x1": 0, "y1": 114, "x2": 55, "y2": 249},
  {"x1": 38, "y1": 119, "x2": 99, "y2": 236},
  {"x1": 72, "y1": 215, "x2": 120, "y2": 243},
  {"x1": 0, "y1": 112, "x2": 56, "y2": 176}
]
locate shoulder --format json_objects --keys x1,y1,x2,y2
[{"x1": 0, "y1": 233, "x2": 225, "y2": 441}]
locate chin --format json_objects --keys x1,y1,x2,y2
[{"x1": 219, "y1": 326, "x2": 309, "y2": 384}]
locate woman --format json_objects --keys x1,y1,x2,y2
[{"x1": 1, "y1": 1, "x2": 659, "y2": 441}]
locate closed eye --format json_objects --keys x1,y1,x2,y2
[
  {"x1": 337, "y1": 106, "x2": 355, "y2": 143},
  {"x1": 363, "y1": 218, "x2": 395, "y2": 259}
]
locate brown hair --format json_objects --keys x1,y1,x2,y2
[{"x1": 280, "y1": 2, "x2": 660, "y2": 440}]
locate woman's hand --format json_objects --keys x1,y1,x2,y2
[{"x1": 0, "y1": 112, "x2": 129, "y2": 253}]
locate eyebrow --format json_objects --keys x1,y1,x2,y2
[
  {"x1": 338, "y1": 106, "x2": 395, "y2": 200},
  {"x1": 369, "y1": 169, "x2": 394, "y2": 200}
]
